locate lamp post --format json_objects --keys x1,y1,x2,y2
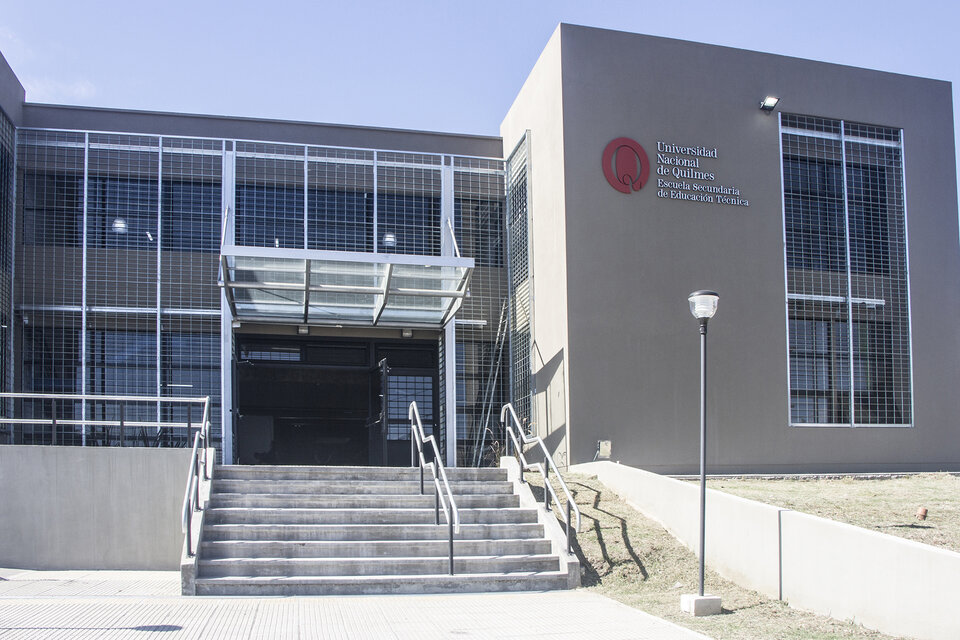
[{"x1": 681, "y1": 290, "x2": 722, "y2": 616}]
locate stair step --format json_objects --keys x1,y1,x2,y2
[
  {"x1": 208, "y1": 493, "x2": 519, "y2": 509},
  {"x1": 215, "y1": 465, "x2": 507, "y2": 482},
  {"x1": 203, "y1": 522, "x2": 546, "y2": 542},
  {"x1": 205, "y1": 507, "x2": 538, "y2": 526},
  {"x1": 188, "y1": 464, "x2": 574, "y2": 596},
  {"x1": 198, "y1": 554, "x2": 560, "y2": 578},
  {"x1": 199, "y1": 538, "x2": 552, "y2": 559},
  {"x1": 212, "y1": 479, "x2": 515, "y2": 495},
  {"x1": 194, "y1": 571, "x2": 571, "y2": 596}
]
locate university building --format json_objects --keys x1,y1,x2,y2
[{"x1": 0, "y1": 24, "x2": 957, "y2": 473}]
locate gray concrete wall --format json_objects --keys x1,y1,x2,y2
[
  {"x1": 0, "y1": 446, "x2": 192, "y2": 570},
  {"x1": 21, "y1": 103, "x2": 502, "y2": 158},
  {"x1": 511, "y1": 24, "x2": 960, "y2": 473},
  {"x1": 0, "y1": 51, "x2": 24, "y2": 125},
  {"x1": 500, "y1": 27, "x2": 574, "y2": 466},
  {"x1": 575, "y1": 461, "x2": 960, "y2": 640}
]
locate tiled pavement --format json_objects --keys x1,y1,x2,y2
[{"x1": 0, "y1": 569, "x2": 713, "y2": 639}]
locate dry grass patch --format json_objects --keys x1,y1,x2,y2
[
  {"x1": 705, "y1": 473, "x2": 960, "y2": 553},
  {"x1": 526, "y1": 472, "x2": 900, "y2": 640}
]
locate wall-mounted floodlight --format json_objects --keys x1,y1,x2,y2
[
  {"x1": 759, "y1": 96, "x2": 780, "y2": 112},
  {"x1": 297, "y1": 325, "x2": 309, "y2": 335},
  {"x1": 383, "y1": 232, "x2": 397, "y2": 247},
  {"x1": 111, "y1": 217, "x2": 128, "y2": 234}
]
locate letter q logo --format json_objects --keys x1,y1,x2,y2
[{"x1": 602, "y1": 137, "x2": 650, "y2": 194}]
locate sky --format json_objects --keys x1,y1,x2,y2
[{"x1": 1, "y1": 0, "x2": 958, "y2": 204}]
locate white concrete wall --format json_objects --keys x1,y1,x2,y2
[
  {"x1": 0, "y1": 446, "x2": 191, "y2": 570},
  {"x1": 574, "y1": 461, "x2": 960, "y2": 640}
]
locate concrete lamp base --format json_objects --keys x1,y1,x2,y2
[{"x1": 680, "y1": 593, "x2": 722, "y2": 617}]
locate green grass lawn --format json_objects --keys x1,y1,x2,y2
[
  {"x1": 527, "y1": 472, "x2": 903, "y2": 640},
  {"x1": 702, "y1": 473, "x2": 960, "y2": 554}
]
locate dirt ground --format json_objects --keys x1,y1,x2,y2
[
  {"x1": 702, "y1": 473, "x2": 960, "y2": 554},
  {"x1": 527, "y1": 472, "x2": 905, "y2": 640}
]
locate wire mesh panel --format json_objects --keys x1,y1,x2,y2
[
  {"x1": 16, "y1": 131, "x2": 86, "y2": 441},
  {"x1": 161, "y1": 138, "x2": 222, "y2": 310},
  {"x1": 161, "y1": 316, "x2": 220, "y2": 448},
  {"x1": 0, "y1": 110, "x2": 14, "y2": 440},
  {"x1": 18, "y1": 314, "x2": 83, "y2": 443},
  {"x1": 235, "y1": 142, "x2": 304, "y2": 249},
  {"x1": 86, "y1": 134, "x2": 159, "y2": 309},
  {"x1": 781, "y1": 114, "x2": 911, "y2": 426},
  {"x1": 506, "y1": 135, "x2": 533, "y2": 431},
  {"x1": 845, "y1": 133, "x2": 911, "y2": 424},
  {"x1": 377, "y1": 153, "x2": 441, "y2": 256},
  {"x1": 17, "y1": 131, "x2": 85, "y2": 308},
  {"x1": 0, "y1": 109, "x2": 14, "y2": 406},
  {"x1": 308, "y1": 147, "x2": 374, "y2": 252},
  {"x1": 454, "y1": 159, "x2": 508, "y2": 465},
  {"x1": 387, "y1": 374, "x2": 434, "y2": 440}
]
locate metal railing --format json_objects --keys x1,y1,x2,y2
[
  {"x1": 501, "y1": 403, "x2": 581, "y2": 553},
  {"x1": 409, "y1": 401, "x2": 460, "y2": 575},
  {"x1": 0, "y1": 393, "x2": 211, "y2": 448},
  {"x1": 181, "y1": 420, "x2": 212, "y2": 557}
]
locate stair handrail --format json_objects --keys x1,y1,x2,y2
[
  {"x1": 409, "y1": 401, "x2": 460, "y2": 575},
  {"x1": 501, "y1": 402, "x2": 581, "y2": 553},
  {"x1": 180, "y1": 396, "x2": 213, "y2": 557}
]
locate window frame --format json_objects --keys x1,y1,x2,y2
[{"x1": 779, "y1": 114, "x2": 914, "y2": 428}]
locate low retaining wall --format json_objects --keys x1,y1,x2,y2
[
  {"x1": 573, "y1": 461, "x2": 960, "y2": 640},
  {"x1": 0, "y1": 445, "x2": 192, "y2": 570}
]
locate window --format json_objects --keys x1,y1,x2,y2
[{"x1": 781, "y1": 114, "x2": 911, "y2": 426}]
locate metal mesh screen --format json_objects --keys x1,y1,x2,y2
[
  {"x1": 0, "y1": 109, "x2": 14, "y2": 408},
  {"x1": 235, "y1": 142, "x2": 305, "y2": 249},
  {"x1": 14, "y1": 128, "x2": 505, "y2": 459},
  {"x1": 781, "y1": 114, "x2": 912, "y2": 426},
  {"x1": 14, "y1": 131, "x2": 223, "y2": 449},
  {"x1": 506, "y1": 134, "x2": 532, "y2": 431},
  {"x1": 308, "y1": 147, "x2": 374, "y2": 252},
  {"x1": 376, "y1": 154, "x2": 441, "y2": 256},
  {"x1": 454, "y1": 159, "x2": 508, "y2": 465},
  {"x1": 16, "y1": 131, "x2": 86, "y2": 440},
  {"x1": 387, "y1": 374, "x2": 434, "y2": 440}
]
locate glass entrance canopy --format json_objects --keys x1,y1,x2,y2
[{"x1": 220, "y1": 247, "x2": 474, "y2": 328}]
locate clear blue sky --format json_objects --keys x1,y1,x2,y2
[{"x1": 2, "y1": 0, "x2": 958, "y2": 204}]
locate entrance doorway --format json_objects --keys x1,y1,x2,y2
[{"x1": 234, "y1": 335, "x2": 439, "y2": 466}]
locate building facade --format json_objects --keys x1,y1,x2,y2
[
  {"x1": 502, "y1": 25, "x2": 960, "y2": 473},
  {"x1": 0, "y1": 24, "x2": 958, "y2": 473}
]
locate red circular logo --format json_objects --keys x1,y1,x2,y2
[{"x1": 602, "y1": 137, "x2": 650, "y2": 194}]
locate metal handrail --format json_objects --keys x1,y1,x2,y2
[
  {"x1": 180, "y1": 429, "x2": 210, "y2": 557},
  {"x1": 446, "y1": 218, "x2": 462, "y2": 258},
  {"x1": 501, "y1": 403, "x2": 581, "y2": 553},
  {"x1": 409, "y1": 401, "x2": 460, "y2": 575},
  {"x1": 179, "y1": 396, "x2": 213, "y2": 557},
  {"x1": 0, "y1": 393, "x2": 211, "y2": 447}
]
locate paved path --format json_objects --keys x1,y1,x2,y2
[{"x1": 0, "y1": 569, "x2": 712, "y2": 639}]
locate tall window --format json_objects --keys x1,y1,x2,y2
[{"x1": 781, "y1": 114, "x2": 912, "y2": 426}]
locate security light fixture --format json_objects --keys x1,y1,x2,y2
[
  {"x1": 682, "y1": 289, "x2": 722, "y2": 615},
  {"x1": 401, "y1": 328, "x2": 413, "y2": 338},
  {"x1": 111, "y1": 217, "x2": 128, "y2": 234},
  {"x1": 383, "y1": 232, "x2": 397, "y2": 247},
  {"x1": 759, "y1": 96, "x2": 780, "y2": 112},
  {"x1": 688, "y1": 290, "x2": 719, "y2": 321},
  {"x1": 297, "y1": 325, "x2": 309, "y2": 335}
]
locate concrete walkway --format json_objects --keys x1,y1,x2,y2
[{"x1": 0, "y1": 569, "x2": 713, "y2": 639}]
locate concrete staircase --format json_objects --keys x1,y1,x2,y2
[{"x1": 189, "y1": 465, "x2": 577, "y2": 595}]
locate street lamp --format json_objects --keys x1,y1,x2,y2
[{"x1": 682, "y1": 290, "x2": 722, "y2": 617}]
